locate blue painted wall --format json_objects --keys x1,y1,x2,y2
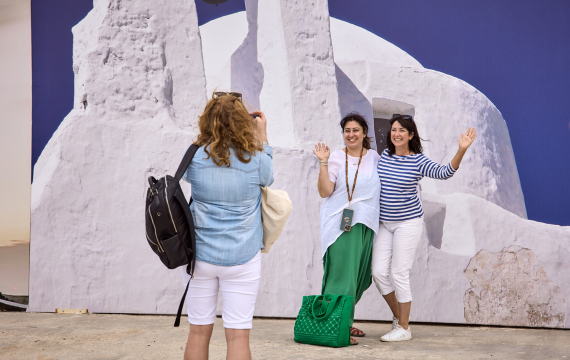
[
  {"x1": 31, "y1": 0, "x2": 93, "y2": 174},
  {"x1": 31, "y1": 0, "x2": 570, "y2": 226}
]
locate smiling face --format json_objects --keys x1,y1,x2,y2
[
  {"x1": 391, "y1": 120, "x2": 414, "y2": 150},
  {"x1": 343, "y1": 120, "x2": 365, "y2": 151}
]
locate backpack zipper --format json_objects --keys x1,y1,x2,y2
[
  {"x1": 164, "y1": 177, "x2": 178, "y2": 233},
  {"x1": 148, "y1": 205, "x2": 164, "y2": 252},
  {"x1": 146, "y1": 231, "x2": 160, "y2": 249}
]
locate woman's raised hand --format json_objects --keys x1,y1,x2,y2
[
  {"x1": 458, "y1": 127, "x2": 477, "y2": 152},
  {"x1": 251, "y1": 111, "x2": 268, "y2": 142},
  {"x1": 313, "y1": 143, "x2": 330, "y2": 161},
  {"x1": 315, "y1": 143, "x2": 334, "y2": 197}
]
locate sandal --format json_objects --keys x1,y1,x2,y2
[
  {"x1": 350, "y1": 336, "x2": 359, "y2": 346},
  {"x1": 350, "y1": 327, "x2": 365, "y2": 337}
]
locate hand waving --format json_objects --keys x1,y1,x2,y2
[
  {"x1": 458, "y1": 127, "x2": 476, "y2": 152},
  {"x1": 313, "y1": 143, "x2": 330, "y2": 161}
]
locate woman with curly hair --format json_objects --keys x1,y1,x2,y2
[{"x1": 181, "y1": 92, "x2": 273, "y2": 360}]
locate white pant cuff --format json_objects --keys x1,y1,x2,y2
[
  {"x1": 188, "y1": 317, "x2": 216, "y2": 325},
  {"x1": 377, "y1": 285, "x2": 396, "y2": 296},
  {"x1": 223, "y1": 320, "x2": 253, "y2": 329}
]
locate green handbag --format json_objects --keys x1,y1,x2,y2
[{"x1": 293, "y1": 294, "x2": 354, "y2": 347}]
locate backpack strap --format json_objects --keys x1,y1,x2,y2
[
  {"x1": 173, "y1": 254, "x2": 195, "y2": 327},
  {"x1": 174, "y1": 277, "x2": 191, "y2": 327},
  {"x1": 173, "y1": 144, "x2": 199, "y2": 327},
  {"x1": 173, "y1": 193, "x2": 196, "y2": 327},
  {"x1": 174, "y1": 190, "x2": 197, "y2": 276},
  {"x1": 174, "y1": 144, "x2": 200, "y2": 181}
]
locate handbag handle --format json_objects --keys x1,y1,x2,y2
[{"x1": 310, "y1": 294, "x2": 341, "y2": 322}]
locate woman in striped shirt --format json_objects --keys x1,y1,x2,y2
[{"x1": 372, "y1": 114, "x2": 476, "y2": 342}]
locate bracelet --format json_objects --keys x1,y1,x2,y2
[
  {"x1": 319, "y1": 161, "x2": 328, "y2": 166},
  {"x1": 262, "y1": 141, "x2": 269, "y2": 146}
]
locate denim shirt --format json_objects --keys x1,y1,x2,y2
[{"x1": 182, "y1": 145, "x2": 274, "y2": 266}]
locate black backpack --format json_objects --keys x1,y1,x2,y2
[{"x1": 145, "y1": 144, "x2": 199, "y2": 327}]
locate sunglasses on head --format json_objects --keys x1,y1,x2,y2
[
  {"x1": 214, "y1": 92, "x2": 242, "y2": 101},
  {"x1": 392, "y1": 114, "x2": 414, "y2": 124}
]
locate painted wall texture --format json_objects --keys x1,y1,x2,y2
[{"x1": 29, "y1": 0, "x2": 570, "y2": 328}]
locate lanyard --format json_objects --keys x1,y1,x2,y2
[{"x1": 345, "y1": 147, "x2": 364, "y2": 208}]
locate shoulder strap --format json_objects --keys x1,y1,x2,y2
[
  {"x1": 174, "y1": 278, "x2": 191, "y2": 327},
  {"x1": 174, "y1": 144, "x2": 200, "y2": 180},
  {"x1": 172, "y1": 144, "x2": 199, "y2": 328}
]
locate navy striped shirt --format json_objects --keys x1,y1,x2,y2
[{"x1": 377, "y1": 149, "x2": 456, "y2": 222}]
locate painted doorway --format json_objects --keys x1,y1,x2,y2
[{"x1": 374, "y1": 117, "x2": 391, "y2": 153}]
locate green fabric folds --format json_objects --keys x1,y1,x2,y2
[{"x1": 321, "y1": 223, "x2": 374, "y2": 327}]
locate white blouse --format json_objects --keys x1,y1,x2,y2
[{"x1": 319, "y1": 149, "x2": 381, "y2": 259}]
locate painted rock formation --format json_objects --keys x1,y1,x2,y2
[
  {"x1": 199, "y1": 9, "x2": 570, "y2": 328},
  {"x1": 29, "y1": 0, "x2": 207, "y2": 313},
  {"x1": 464, "y1": 245, "x2": 566, "y2": 328},
  {"x1": 29, "y1": 0, "x2": 570, "y2": 329}
]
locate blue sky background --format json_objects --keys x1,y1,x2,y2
[{"x1": 31, "y1": 0, "x2": 570, "y2": 226}]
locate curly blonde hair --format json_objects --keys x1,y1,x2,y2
[{"x1": 194, "y1": 93, "x2": 264, "y2": 167}]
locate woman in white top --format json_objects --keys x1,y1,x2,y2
[{"x1": 313, "y1": 113, "x2": 381, "y2": 346}]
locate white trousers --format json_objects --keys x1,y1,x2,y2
[
  {"x1": 181, "y1": 251, "x2": 261, "y2": 329},
  {"x1": 371, "y1": 217, "x2": 423, "y2": 303}
]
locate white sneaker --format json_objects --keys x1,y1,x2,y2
[
  {"x1": 391, "y1": 316, "x2": 399, "y2": 330},
  {"x1": 380, "y1": 324, "x2": 412, "y2": 342}
]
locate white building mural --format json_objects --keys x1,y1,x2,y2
[{"x1": 29, "y1": 0, "x2": 570, "y2": 328}]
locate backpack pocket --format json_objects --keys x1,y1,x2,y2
[{"x1": 161, "y1": 234, "x2": 189, "y2": 269}]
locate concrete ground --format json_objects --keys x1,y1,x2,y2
[{"x1": 0, "y1": 313, "x2": 569, "y2": 360}]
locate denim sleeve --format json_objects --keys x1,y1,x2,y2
[
  {"x1": 182, "y1": 167, "x2": 190, "y2": 183},
  {"x1": 260, "y1": 145, "x2": 274, "y2": 187},
  {"x1": 181, "y1": 146, "x2": 191, "y2": 183}
]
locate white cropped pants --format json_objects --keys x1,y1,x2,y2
[
  {"x1": 181, "y1": 251, "x2": 261, "y2": 329},
  {"x1": 371, "y1": 217, "x2": 423, "y2": 303}
]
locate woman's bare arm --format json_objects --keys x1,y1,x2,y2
[{"x1": 450, "y1": 127, "x2": 476, "y2": 170}]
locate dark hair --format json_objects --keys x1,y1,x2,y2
[
  {"x1": 386, "y1": 114, "x2": 424, "y2": 156},
  {"x1": 340, "y1": 112, "x2": 372, "y2": 150}
]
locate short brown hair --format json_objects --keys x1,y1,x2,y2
[{"x1": 194, "y1": 93, "x2": 264, "y2": 167}]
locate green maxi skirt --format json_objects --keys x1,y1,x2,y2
[{"x1": 321, "y1": 223, "x2": 374, "y2": 327}]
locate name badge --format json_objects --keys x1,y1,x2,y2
[{"x1": 340, "y1": 208, "x2": 354, "y2": 232}]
